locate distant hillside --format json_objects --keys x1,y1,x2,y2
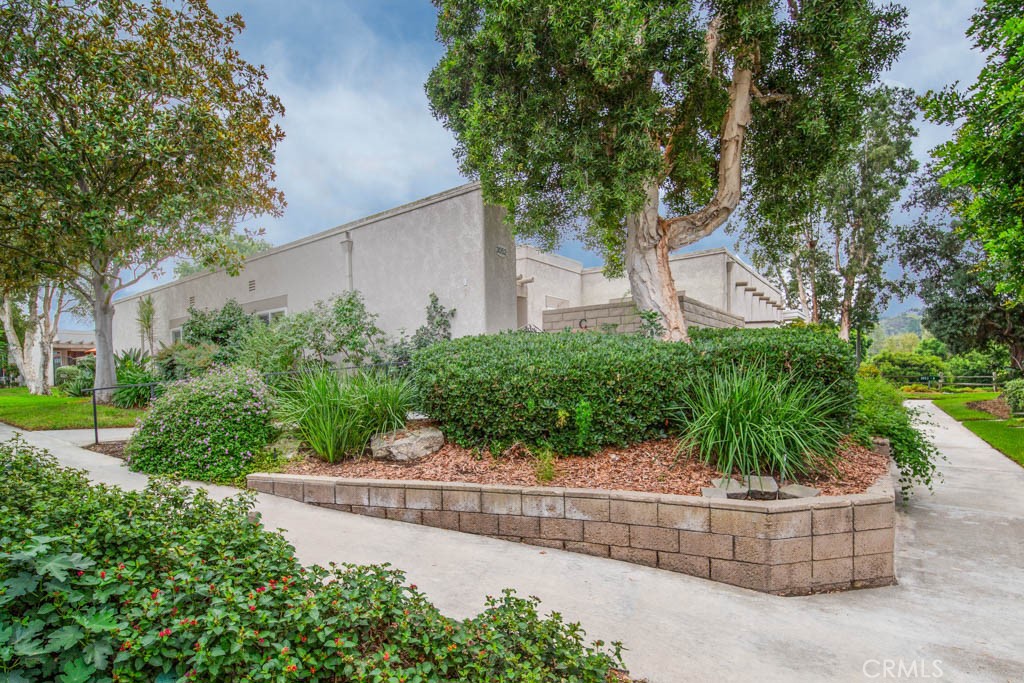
[{"x1": 873, "y1": 310, "x2": 923, "y2": 338}]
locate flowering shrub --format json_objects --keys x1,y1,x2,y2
[
  {"x1": 125, "y1": 366, "x2": 276, "y2": 482},
  {"x1": 0, "y1": 439, "x2": 624, "y2": 682}
]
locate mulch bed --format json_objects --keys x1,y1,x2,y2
[
  {"x1": 284, "y1": 436, "x2": 890, "y2": 498},
  {"x1": 86, "y1": 441, "x2": 127, "y2": 459},
  {"x1": 966, "y1": 398, "x2": 1012, "y2": 419}
]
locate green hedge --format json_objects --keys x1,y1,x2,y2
[
  {"x1": 0, "y1": 438, "x2": 622, "y2": 682},
  {"x1": 1004, "y1": 378, "x2": 1024, "y2": 414},
  {"x1": 413, "y1": 328, "x2": 856, "y2": 455}
]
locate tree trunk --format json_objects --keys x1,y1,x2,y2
[
  {"x1": 1, "y1": 291, "x2": 54, "y2": 394},
  {"x1": 626, "y1": 182, "x2": 689, "y2": 342},
  {"x1": 92, "y1": 274, "x2": 117, "y2": 403},
  {"x1": 838, "y1": 299, "x2": 851, "y2": 341},
  {"x1": 626, "y1": 64, "x2": 755, "y2": 341},
  {"x1": 1010, "y1": 342, "x2": 1024, "y2": 373}
]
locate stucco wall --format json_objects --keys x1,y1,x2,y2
[
  {"x1": 514, "y1": 246, "x2": 584, "y2": 329},
  {"x1": 112, "y1": 184, "x2": 515, "y2": 351}
]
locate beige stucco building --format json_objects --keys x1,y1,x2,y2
[{"x1": 112, "y1": 183, "x2": 801, "y2": 351}]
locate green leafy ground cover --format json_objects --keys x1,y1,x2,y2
[
  {"x1": 0, "y1": 388, "x2": 145, "y2": 430},
  {"x1": 0, "y1": 438, "x2": 624, "y2": 682}
]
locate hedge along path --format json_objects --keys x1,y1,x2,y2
[{"x1": 412, "y1": 327, "x2": 858, "y2": 456}]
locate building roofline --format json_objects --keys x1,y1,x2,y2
[{"x1": 117, "y1": 182, "x2": 482, "y2": 305}]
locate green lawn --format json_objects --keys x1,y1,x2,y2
[
  {"x1": 931, "y1": 392, "x2": 1023, "y2": 468},
  {"x1": 931, "y1": 392, "x2": 1001, "y2": 421},
  {"x1": 963, "y1": 420, "x2": 1024, "y2": 467},
  {"x1": 0, "y1": 387, "x2": 145, "y2": 430}
]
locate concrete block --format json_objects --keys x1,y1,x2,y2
[
  {"x1": 274, "y1": 480, "x2": 304, "y2": 501},
  {"x1": 712, "y1": 477, "x2": 748, "y2": 498},
  {"x1": 764, "y1": 510, "x2": 812, "y2": 539},
  {"x1": 701, "y1": 487, "x2": 729, "y2": 499},
  {"x1": 422, "y1": 510, "x2": 460, "y2": 530},
  {"x1": 678, "y1": 530, "x2": 734, "y2": 559},
  {"x1": 630, "y1": 526, "x2": 679, "y2": 552},
  {"x1": 658, "y1": 503, "x2": 710, "y2": 532},
  {"x1": 610, "y1": 499, "x2": 659, "y2": 526},
  {"x1": 812, "y1": 557, "x2": 853, "y2": 586},
  {"x1": 460, "y1": 512, "x2": 500, "y2": 535},
  {"x1": 442, "y1": 489, "x2": 481, "y2": 513},
  {"x1": 564, "y1": 541, "x2": 610, "y2": 558},
  {"x1": 481, "y1": 491, "x2": 522, "y2": 515},
  {"x1": 813, "y1": 533, "x2": 853, "y2": 561},
  {"x1": 303, "y1": 481, "x2": 336, "y2": 504},
  {"x1": 583, "y1": 521, "x2": 630, "y2": 546},
  {"x1": 386, "y1": 508, "x2": 422, "y2": 524},
  {"x1": 735, "y1": 537, "x2": 811, "y2": 565},
  {"x1": 336, "y1": 484, "x2": 369, "y2": 506},
  {"x1": 658, "y1": 552, "x2": 711, "y2": 578},
  {"x1": 711, "y1": 559, "x2": 769, "y2": 591},
  {"x1": 525, "y1": 537, "x2": 564, "y2": 550},
  {"x1": 779, "y1": 484, "x2": 821, "y2": 499},
  {"x1": 405, "y1": 487, "x2": 442, "y2": 510},
  {"x1": 854, "y1": 502, "x2": 895, "y2": 531},
  {"x1": 610, "y1": 546, "x2": 658, "y2": 567},
  {"x1": 499, "y1": 515, "x2": 540, "y2": 538},
  {"x1": 854, "y1": 528, "x2": 894, "y2": 556},
  {"x1": 369, "y1": 486, "x2": 405, "y2": 508},
  {"x1": 769, "y1": 562, "x2": 812, "y2": 593},
  {"x1": 710, "y1": 509, "x2": 767, "y2": 537},
  {"x1": 812, "y1": 505, "x2": 853, "y2": 535},
  {"x1": 350, "y1": 505, "x2": 387, "y2": 519},
  {"x1": 854, "y1": 553, "x2": 894, "y2": 583},
  {"x1": 317, "y1": 503, "x2": 352, "y2": 512},
  {"x1": 565, "y1": 497, "x2": 609, "y2": 521},
  {"x1": 540, "y1": 518, "x2": 584, "y2": 541},
  {"x1": 522, "y1": 494, "x2": 564, "y2": 518},
  {"x1": 745, "y1": 476, "x2": 779, "y2": 500},
  {"x1": 247, "y1": 476, "x2": 274, "y2": 494}
]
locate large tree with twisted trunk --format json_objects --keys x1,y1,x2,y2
[{"x1": 427, "y1": 0, "x2": 907, "y2": 340}]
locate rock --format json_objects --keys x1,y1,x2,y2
[
  {"x1": 745, "y1": 475, "x2": 779, "y2": 500},
  {"x1": 778, "y1": 484, "x2": 821, "y2": 499},
  {"x1": 371, "y1": 426, "x2": 444, "y2": 462},
  {"x1": 701, "y1": 487, "x2": 729, "y2": 499},
  {"x1": 711, "y1": 477, "x2": 748, "y2": 499}
]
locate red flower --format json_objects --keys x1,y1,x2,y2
[
  {"x1": 383, "y1": 652, "x2": 390, "y2": 662},
  {"x1": 249, "y1": 605, "x2": 256, "y2": 611}
]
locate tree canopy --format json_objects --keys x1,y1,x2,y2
[
  {"x1": 0, "y1": 0, "x2": 285, "y2": 396},
  {"x1": 427, "y1": 0, "x2": 906, "y2": 339},
  {"x1": 924, "y1": 0, "x2": 1024, "y2": 301}
]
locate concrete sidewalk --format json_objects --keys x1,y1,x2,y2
[{"x1": 3, "y1": 404, "x2": 1022, "y2": 682}]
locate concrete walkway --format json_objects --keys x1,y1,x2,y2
[{"x1": 2, "y1": 403, "x2": 1022, "y2": 682}]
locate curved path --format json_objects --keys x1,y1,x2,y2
[{"x1": 3, "y1": 401, "x2": 1022, "y2": 682}]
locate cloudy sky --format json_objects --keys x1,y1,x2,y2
[{"x1": 159, "y1": 1, "x2": 985, "y2": 298}]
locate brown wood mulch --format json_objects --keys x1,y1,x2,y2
[
  {"x1": 967, "y1": 398, "x2": 1012, "y2": 419},
  {"x1": 283, "y1": 436, "x2": 889, "y2": 497},
  {"x1": 86, "y1": 441, "x2": 127, "y2": 459}
]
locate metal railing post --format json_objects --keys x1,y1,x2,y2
[{"x1": 92, "y1": 390, "x2": 99, "y2": 446}]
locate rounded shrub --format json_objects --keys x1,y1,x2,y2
[
  {"x1": 413, "y1": 327, "x2": 856, "y2": 455},
  {"x1": 125, "y1": 366, "x2": 275, "y2": 482}
]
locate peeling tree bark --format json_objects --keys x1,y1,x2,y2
[
  {"x1": 1, "y1": 285, "x2": 64, "y2": 395},
  {"x1": 627, "y1": 63, "x2": 755, "y2": 342}
]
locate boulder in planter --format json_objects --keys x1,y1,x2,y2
[{"x1": 371, "y1": 426, "x2": 444, "y2": 462}]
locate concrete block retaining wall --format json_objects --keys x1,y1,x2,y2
[
  {"x1": 542, "y1": 295, "x2": 744, "y2": 333},
  {"x1": 247, "y1": 460, "x2": 896, "y2": 595}
]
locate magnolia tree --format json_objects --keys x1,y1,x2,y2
[
  {"x1": 427, "y1": 0, "x2": 907, "y2": 340},
  {"x1": 0, "y1": 0, "x2": 284, "y2": 400}
]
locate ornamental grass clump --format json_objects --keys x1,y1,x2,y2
[
  {"x1": 125, "y1": 366, "x2": 275, "y2": 482},
  {"x1": 0, "y1": 438, "x2": 623, "y2": 682},
  {"x1": 275, "y1": 368, "x2": 413, "y2": 462},
  {"x1": 670, "y1": 364, "x2": 849, "y2": 481}
]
